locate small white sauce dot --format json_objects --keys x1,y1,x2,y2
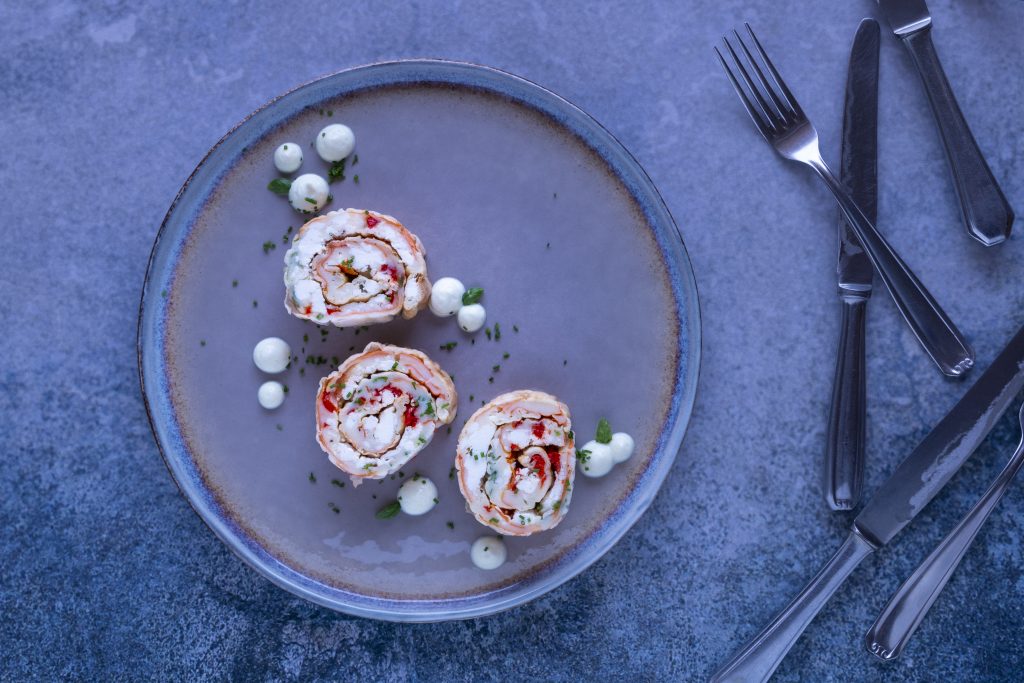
[
  {"x1": 253, "y1": 337, "x2": 291, "y2": 374},
  {"x1": 273, "y1": 142, "x2": 303, "y2": 173},
  {"x1": 608, "y1": 432, "x2": 635, "y2": 464},
  {"x1": 315, "y1": 123, "x2": 355, "y2": 162},
  {"x1": 288, "y1": 173, "x2": 329, "y2": 213},
  {"x1": 470, "y1": 536, "x2": 507, "y2": 570},
  {"x1": 398, "y1": 475, "x2": 438, "y2": 516},
  {"x1": 457, "y1": 303, "x2": 486, "y2": 332},
  {"x1": 429, "y1": 277, "x2": 466, "y2": 317},
  {"x1": 580, "y1": 440, "x2": 614, "y2": 477},
  {"x1": 257, "y1": 381, "x2": 285, "y2": 409}
]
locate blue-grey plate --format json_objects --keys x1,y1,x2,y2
[{"x1": 138, "y1": 60, "x2": 700, "y2": 622}]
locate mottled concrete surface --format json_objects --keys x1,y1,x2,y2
[{"x1": 2, "y1": 1, "x2": 1023, "y2": 680}]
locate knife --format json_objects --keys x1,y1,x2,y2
[
  {"x1": 876, "y1": 0, "x2": 1015, "y2": 246},
  {"x1": 825, "y1": 18, "x2": 879, "y2": 512},
  {"x1": 710, "y1": 323, "x2": 1024, "y2": 682}
]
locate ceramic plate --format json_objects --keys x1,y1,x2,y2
[{"x1": 138, "y1": 60, "x2": 700, "y2": 621}]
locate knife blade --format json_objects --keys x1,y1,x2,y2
[
  {"x1": 855, "y1": 324, "x2": 1024, "y2": 545},
  {"x1": 711, "y1": 323, "x2": 1024, "y2": 682},
  {"x1": 876, "y1": 0, "x2": 1015, "y2": 245},
  {"x1": 837, "y1": 19, "x2": 878, "y2": 294}
]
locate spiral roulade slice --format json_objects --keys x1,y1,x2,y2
[
  {"x1": 456, "y1": 390, "x2": 575, "y2": 536},
  {"x1": 316, "y1": 343, "x2": 457, "y2": 486},
  {"x1": 284, "y1": 208, "x2": 430, "y2": 327}
]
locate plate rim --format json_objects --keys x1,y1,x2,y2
[{"x1": 137, "y1": 58, "x2": 703, "y2": 622}]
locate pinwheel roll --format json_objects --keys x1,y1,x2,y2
[
  {"x1": 456, "y1": 390, "x2": 575, "y2": 536},
  {"x1": 316, "y1": 343, "x2": 457, "y2": 486},
  {"x1": 284, "y1": 208, "x2": 430, "y2": 327}
]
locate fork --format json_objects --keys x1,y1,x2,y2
[{"x1": 716, "y1": 24, "x2": 974, "y2": 378}]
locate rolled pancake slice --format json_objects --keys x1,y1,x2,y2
[
  {"x1": 284, "y1": 209, "x2": 430, "y2": 327},
  {"x1": 456, "y1": 390, "x2": 575, "y2": 536},
  {"x1": 316, "y1": 343, "x2": 457, "y2": 486}
]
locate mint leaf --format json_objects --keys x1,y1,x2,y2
[
  {"x1": 267, "y1": 178, "x2": 291, "y2": 195},
  {"x1": 462, "y1": 287, "x2": 484, "y2": 305},
  {"x1": 595, "y1": 418, "x2": 612, "y2": 444},
  {"x1": 376, "y1": 501, "x2": 401, "y2": 519}
]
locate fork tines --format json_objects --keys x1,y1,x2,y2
[{"x1": 715, "y1": 24, "x2": 805, "y2": 139}]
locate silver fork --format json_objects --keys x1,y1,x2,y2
[{"x1": 716, "y1": 24, "x2": 973, "y2": 378}]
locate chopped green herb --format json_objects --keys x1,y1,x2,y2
[
  {"x1": 160, "y1": 289, "x2": 167, "y2": 299},
  {"x1": 576, "y1": 448, "x2": 591, "y2": 464},
  {"x1": 267, "y1": 178, "x2": 291, "y2": 195},
  {"x1": 327, "y1": 109, "x2": 333, "y2": 116},
  {"x1": 449, "y1": 466, "x2": 456, "y2": 480},
  {"x1": 485, "y1": 327, "x2": 492, "y2": 341},
  {"x1": 462, "y1": 287, "x2": 484, "y2": 305},
  {"x1": 308, "y1": 472, "x2": 317, "y2": 483},
  {"x1": 391, "y1": 361, "x2": 399, "y2": 371},
  {"x1": 252, "y1": 300, "x2": 258, "y2": 308},
  {"x1": 492, "y1": 365, "x2": 500, "y2": 373},
  {"x1": 494, "y1": 323, "x2": 501, "y2": 340},
  {"x1": 276, "y1": 423, "x2": 283, "y2": 432},
  {"x1": 446, "y1": 521, "x2": 454, "y2": 530},
  {"x1": 199, "y1": 340, "x2": 206, "y2": 347},
  {"x1": 596, "y1": 418, "x2": 612, "y2": 444},
  {"x1": 304, "y1": 196, "x2": 317, "y2": 205},
  {"x1": 376, "y1": 501, "x2": 401, "y2": 519},
  {"x1": 328, "y1": 502, "x2": 340, "y2": 514},
  {"x1": 331, "y1": 478, "x2": 345, "y2": 489},
  {"x1": 231, "y1": 279, "x2": 238, "y2": 288},
  {"x1": 439, "y1": 341, "x2": 458, "y2": 352},
  {"x1": 353, "y1": 174, "x2": 360, "y2": 184},
  {"x1": 502, "y1": 352, "x2": 509, "y2": 359},
  {"x1": 327, "y1": 158, "x2": 346, "y2": 184},
  {"x1": 513, "y1": 324, "x2": 519, "y2": 333},
  {"x1": 352, "y1": 154, "x2": 359, "y2": 166},
  {"x1": 262, "y1": 240, "x2": 277, "y2": 254}
]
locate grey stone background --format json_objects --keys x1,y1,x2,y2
[{"x1": 2, "y1": 1, "x2": 1022, "y2": 680}]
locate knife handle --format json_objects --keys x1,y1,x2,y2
[
  {"x1": 901, "y1": 27, "x2": 1015, "y2": 246},
  {"x1": 709, "y1": 530, "x2": 876, "y2": 683},
  {"x1": 825, "y1": 295, "x2": 868, "y2": 511}
]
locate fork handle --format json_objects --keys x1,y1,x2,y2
[
  {"x1": 900, "y1": 26, "x2": 1014, "y2": 246},
  {"x1": 807, "y1": 158, "x2": 974, "y2": 377},
  {"x1": 709, "y1": 529, "x2": 876, "y2": 683},
  {"x1": 865, "y1": 438, "x2": 1024, "y2": 661},
  {"x1": 824, "y1": 295, "x2": 868, "y2": 511}
]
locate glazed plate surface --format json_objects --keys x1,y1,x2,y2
[{"x1": 138, "y1": 60, "x2": 700, "y2": 621}]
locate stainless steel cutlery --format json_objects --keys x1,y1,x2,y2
[
  {"x1": 715, "y1": 24, "x2": 973, "y2": 378},
  {"x1": 865, "y1": 403, "x2": 1024, "y2": 660},
  {"x1": 824, "y1": 19, "x2": 880, "y2": 512},
  {"x1": 876, "y1": 0, "x2": 1015, "y2": 245},
  {"x1": 709, "y1": 324, "x2": 1024, "y2": 682}
]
